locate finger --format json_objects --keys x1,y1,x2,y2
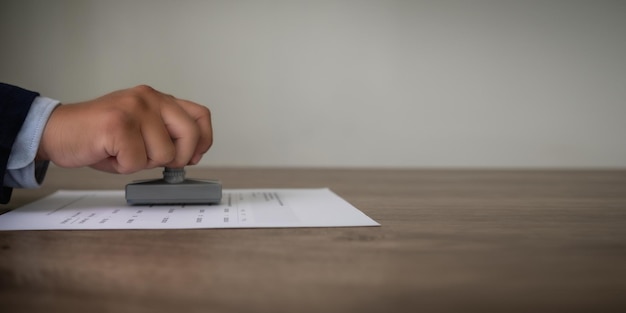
[
  {"x1": 176, "y1": 99, "x2": 213, "y2": 165},
  {"x1": 107, "y1": 122, "x2": 149, "y2": 174},
  {"x1": 159, "y1": 100, "x2": 200, "y2": 168},
  {"x1": 190, "y1": 113, "x2": 212, "y2": 165},
  {"x1": 140, "y1": 114, "x2": 176, "y2": 168}
]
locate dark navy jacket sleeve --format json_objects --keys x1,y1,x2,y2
[{"x1": 0, "y1": 83, "x2": 39, "y2": 204}]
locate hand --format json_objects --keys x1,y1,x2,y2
[{"x1": 37, "y1": 85, "x2": 213, "y2": 174}]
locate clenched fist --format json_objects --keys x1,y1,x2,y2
[{"x1": 37, "y1": 85, "x2": 213, "y2": 174}]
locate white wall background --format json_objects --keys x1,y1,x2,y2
[{"x1": 1, "y1": 0, "x2": 625, "y2": 168}]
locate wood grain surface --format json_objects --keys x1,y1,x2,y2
[{"x1": 1, "y1": 167, "x2": 625, "y2": 313}]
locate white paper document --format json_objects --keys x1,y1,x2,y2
[{"x1": 0, "y1": 188, "x2": 379, "y2": 231}]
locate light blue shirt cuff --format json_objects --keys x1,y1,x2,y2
[{"x1": 4, "y1": 96, "x2": 61, "y2": 188}]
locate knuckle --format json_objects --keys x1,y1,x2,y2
[
  {"x1": 132, "y1": 84, "x2": 156, "y2": 95},
  {"x1": 164, "y1": 93, "x2": 176, "y2": 101},
  {"x1": 194, "y1": 105, "x2": 212, "y2": 122},
  {"x1": 198, "y1": 105, "x2": 211, "y2": 117},
  {"x1": 120, "y1": 93, "x2": 149, "y2": 113}
]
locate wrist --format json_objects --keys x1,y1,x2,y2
[{"x1": 36, "y1": 103, "x2": 63, "y2": 162}]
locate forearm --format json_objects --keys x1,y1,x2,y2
[
  {"x1": 0, "y1": 82, "x2": 40, "y2": 203},
  {"x1": 4, "y1": 96, "x2": 60, "y2": 188}
]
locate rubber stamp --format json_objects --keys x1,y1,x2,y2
[{"x1": 125, "y1": 167, "x2": 222, "y2": 205}]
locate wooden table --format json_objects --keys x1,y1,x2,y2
[{"x1": 1, "y1": 167, "x2": 625, "y2": 312}]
